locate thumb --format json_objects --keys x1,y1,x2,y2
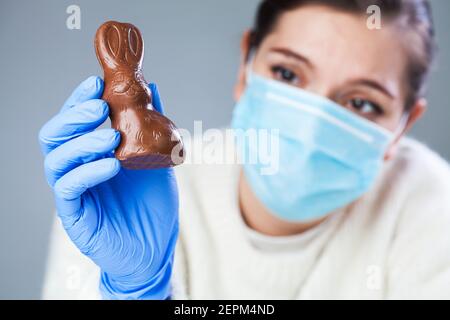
[{"x1": 149, "y1": 83, "x2": 165, "y2": 114}]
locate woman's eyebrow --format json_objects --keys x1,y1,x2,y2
[
  {"x1": 269, "y1": 47, "x2": 395, "y2": 99},
  {"x1": 349, "y1": 79, "x2": 396, "y2": 99},
  {"x1": 269, "y1": 47, "x2": 315, "y2": 70}
]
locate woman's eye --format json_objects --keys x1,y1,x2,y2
[
  {"x1": 349, "y1": 98, "x2": 384, "y2": 116},
  {"x1": 271, "y1": 66, "x2": 300, "y2": 85}
]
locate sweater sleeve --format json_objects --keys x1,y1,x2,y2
[
  {"x1": 41, "y1": 216, "x2": 101, "y2": 299},
  {"x1": 42, "y1": 215, "x2": 189, "y2": 300},
  {"x1": 386, "y1": 145, "x2": 450, "y2": 299},
  {"x1": 170, "y1": 235, "x2": 190, "y2": 299},
  {"x1": 386, "y1": 207, "x2": 450, "y2": 299}
]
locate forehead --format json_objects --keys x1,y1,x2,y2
[{"x1": 263, "y1": 5, "x2": 408, "y2": 88}]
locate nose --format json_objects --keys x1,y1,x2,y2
[{"x1": 303, "y1": 82, "x2": 336, "y2": 103}]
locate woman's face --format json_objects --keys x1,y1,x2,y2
[{"x1": 235, "y1": 5, "x2": 426, "y2": 149}]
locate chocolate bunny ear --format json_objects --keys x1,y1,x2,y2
[
  {"x1": 122, "y1": 22, "x2": 144, "y2": 65},
  {"x1": 95, "y1": 21, "x2": 144, "y2": 71}
]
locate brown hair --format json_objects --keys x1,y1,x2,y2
[{"x1": 249, "y1": 0, "x2": 437, "y2": 110}]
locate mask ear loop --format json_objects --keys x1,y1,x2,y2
[
  {"x1": 245, "y1": 50, "x2": 256, "y2": 85},
  {"x1": 392, "y1": 112, "x2": 410, "y2": 138}
]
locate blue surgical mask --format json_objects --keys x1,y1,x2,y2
[{"x1": 231, "y1": 69, "x2": 403, "y2": 222}]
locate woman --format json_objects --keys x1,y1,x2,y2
[{"x1": 39, "y1": 0, "x2": 450, "y2": 299}]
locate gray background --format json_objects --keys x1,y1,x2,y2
[{"x1": 0, "y1": 0, "x2": 448, "y2": 299}]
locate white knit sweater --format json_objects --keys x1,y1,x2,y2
[{"x1": 42, "y1": 135, "x2": 450, "y2": 299}]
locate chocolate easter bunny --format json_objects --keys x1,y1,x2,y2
[{"x1": 95, "y1": 21, "x2": 184, "y2": 169}]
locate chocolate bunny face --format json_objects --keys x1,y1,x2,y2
[
  {"x1": 94, "y1": 21, "x2": 185, "y2": 169},
  {"x1": 95, "y1": 21, "x2": 143, "y2": 72}
]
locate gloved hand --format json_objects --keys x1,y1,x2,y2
[{"x1": 39, "y1": 76, "x2": 179, "y2": 299}]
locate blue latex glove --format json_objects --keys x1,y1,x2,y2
[{"x1": 39, "y1": 76, "x2": 179, "y2": 299}]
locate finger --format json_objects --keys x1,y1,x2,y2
[
  {"x1": 54, "y1": 158, "x2": 121, "y2": 222},
  {"x1": 39, "y1": 99, "x2": 109, "y2": 155},
  {"x1": 55, "y1": 157, "x2": 121, "y2": 200},
  {"x1": 45, "y1": 129, "x2": 120, "y2": 187},
  {"x1": 149, "y1": 83, "x2": 165, "y2": 114},
  {"x1": 60, "y1": 76, "x2": 104, "y2": 113}
]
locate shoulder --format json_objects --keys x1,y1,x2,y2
[
  {"x1": 375, "y1": 137, "x2": 450, "y2": 232},
  {"x1": 384, "y1": 138, "x2": 450, "y2": 297},
  {"x1": 383, "y1": 136, "x2": 450, "y2": 251},
  {"x1": 390, "y1": 137, "x2": 450, "y2": 204},
  {"x1": 387, "y1": 137, "x2": 450, "y2": 233}
]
